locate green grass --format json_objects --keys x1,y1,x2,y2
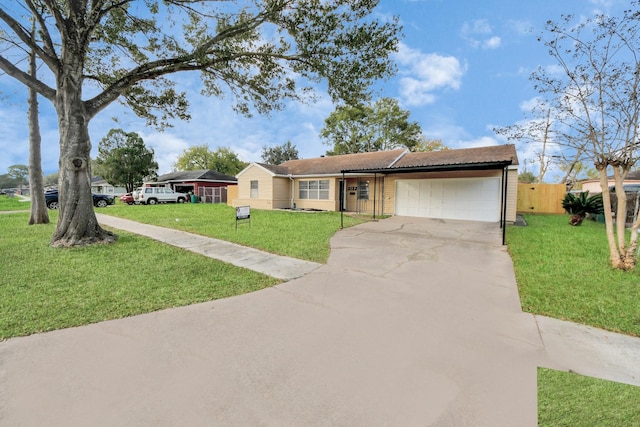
[
  {"x1": 538, "y1": 368, "x2": 640, "y2": 426},
  {"x1": 102, "y1": 203, "x2": 366, "y2": 263},
  {"x1": 0, "y1": 211, "x2": 278, "y2": 340},
  {"x1": 509, "y1": 215, "x2": 640, "y2": 424},
  {"x1": 0, "y1": 194, "x2": 30, "y2": 210},
  {"x1": 507, "y1": 214, "x2": 640, "y2": 337}
]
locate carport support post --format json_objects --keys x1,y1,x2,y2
[
  {"x1": 501, "y1": 166, "x2": 508, "y2": 245},
  {"x1": 373, "y1": 173, "x2": 377, "y2": 221},
  {"x1": 340, "y1": 172, "x2": 345, "y2": 229}
]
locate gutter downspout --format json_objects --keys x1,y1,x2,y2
[{"x1": 288, "y1": 174, "x2": 294, "y2": 209}]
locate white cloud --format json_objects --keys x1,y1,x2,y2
[
  {"x1": 461, "y1": 19, "x2": 492, "y2": 36},
  {"x1": 508, "y1": 20, "x2": 533, "y2": 36},
  {"x1": 140, "y1": 132, "x2": 190, "y2": 174},
  {"x1": 483, "y1": 36, "x2": 501, "y2": 50},
  {"x1": 394, "y1": 43, "x2": 465, "y2": 107},
  {"x1": 460, "y1": 19, "x2": 501, "y2": 50}
]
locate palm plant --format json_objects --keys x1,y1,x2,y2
[{"x1": 562, "y1": 191, "x2": 604, "y2": 225}]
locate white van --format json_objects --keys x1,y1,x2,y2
[{"x1": 135, "y1": 187, "x2": 187, "y2": 205}]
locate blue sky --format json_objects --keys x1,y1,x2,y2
[{"x1": 0, "y1": 0, "x2": 628, "y2": 180}]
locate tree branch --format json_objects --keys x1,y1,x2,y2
[
  {"x1": 0, "y1": 6, "x2": 60, "y2": 74},
  {"x1": 0, "y1": 54, "x2": 56, "y2": 101}
]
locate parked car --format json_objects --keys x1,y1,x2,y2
[
  {"x1": 135, "y1": 187, "x2": 187, "y2": 205},
  {"x1": 119, "y1": 193, "x2": 136, "y2": 205},
  {"x1": 44, "y1": 189, "x2": 115, "y2": 210}
]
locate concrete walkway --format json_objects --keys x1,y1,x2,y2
[
  {"x1": 535, "y1": 314, "x2": 640, "y2": 387},
  {"x1": 1, "y1": 215, "x2": 639, "y2": 426},
  {"x1": 95, "y1": 214, "x2": 322, "y2": 281}
]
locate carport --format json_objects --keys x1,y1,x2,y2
[{"x1": 340, "y1": 159, "x2": 514, "y2": 245}]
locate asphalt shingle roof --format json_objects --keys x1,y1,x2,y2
[
  {"x1": 255, "y1": 163, "x2": 291, "y2": 175},
  {"x1": 391, "y1": 144, "x2": 518, "y2": 170},
  {"x1": 279, "y1": 149, "x2": 407, "y2": 175},
  {"x1": 271, "y1": 145, "x2": 518, "y2": 175},
  {"x1": 156, "y1": 170, "x2": 237, "y2": 182}
]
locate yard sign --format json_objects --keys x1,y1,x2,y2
[{"x1": 235, "y1": 206, "x2": 251, "y2": 230}]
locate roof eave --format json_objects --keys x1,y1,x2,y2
[{"x1": 340, "y1": 160, "x2": 513, "y2": 174}]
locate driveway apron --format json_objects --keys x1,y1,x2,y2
[{"x1": 0, "y1": 217, "x2": 543, "y2": 426}]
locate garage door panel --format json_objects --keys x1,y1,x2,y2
[{"x1": 395, "y1": 178, "x2": 500, "y2": 222}]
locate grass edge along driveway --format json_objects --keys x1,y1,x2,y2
[
  {"x1": 1, "y1": 203, "x2": 365, "y2": 339},
  {"x1": 507, "y1": 214, "x2": 640, "y2": 426},
  {"x1": 101, "y1": 203, "x2": 366, "y2": 264},
  {"x1": 0, "y1": 211, "x2": 279, "y2": 340}
]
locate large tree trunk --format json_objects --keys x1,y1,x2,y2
[
  {"x1": 600, "y1": 165, "x2": 638, "y2": 270},
  {"x1": 50, "y1": 58, "x2": 116, "y2": 247},
  {"x1": 599, "y1": 168, "x2": 624, "y2": 268},
  {"x1": 27, "y1": 22, "x2": 49, "y2": 226}
]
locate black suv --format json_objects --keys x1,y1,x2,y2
[{"x1": 45, "y1": 189, "x2": 115, "y2": 210}]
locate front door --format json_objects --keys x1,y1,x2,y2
[{"x1": 345, "y1": 179, "x2": 358, "y2": 212}]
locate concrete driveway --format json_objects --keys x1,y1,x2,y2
[{"x1": 0, "y1": 217, "x2": 543, "y2": 426}]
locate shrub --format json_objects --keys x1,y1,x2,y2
[{"x1": 561, "y1": 191, "x2": 604, "y2": 225}]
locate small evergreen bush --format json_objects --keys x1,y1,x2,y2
[{"x1": 561, "y1": 191, "x2": 604, "y2": 225}]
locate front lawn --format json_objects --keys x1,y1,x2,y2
[
  {"x1": 0, "y1": 211, "x2": 278, "y2": 340},
  {"x1": 538, "y1": 368, "x2": 640, "y2": 426},
  {"x1": 102, "y1": 203, "x2": 366, "y2": 263},
  {"x1": 509, "y1": 215, "x2": 640, "y2": 425},
  {"x1": 0, "y1": 194, "x2": 30, "y2": 211},
  {"x1": 507, "y1": 214, "x2": 640, "y2": 337}
]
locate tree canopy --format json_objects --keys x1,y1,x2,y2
[
  {"x1": 261, "y1": 141, "x2": 299, "y2": 165},
  {"x1": 518, "y1": 171, "x2": 536, "y2": 184},
  {"x1": 174, "y1": 145, "x2": 247, "y2": 176},
  {"x1": 96, "y1": 129, "x2": 159, "y2": 193},
  {"x1": 413, "y1": 137, "x2": 449, "y2": 152},
  {"x1": 7, "y1": 165, "x2": 29, "y2": 187},
  {"x1": 0, "y1": 0, "x2": 400, "y2": 247},
  {"x1": 321, "y1": 97, "x2": 422, "y2": 155},
  {"x1": 500, "y1": 5, "x2": 640, "y2": 270}
]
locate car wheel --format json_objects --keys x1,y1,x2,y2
[
  {"x1": 178, "y1": 197, "x2": 185, "y2": 203},
  {"x1": 95, "y1": 199, "x2": 108, "y2": 208},
  {"x1": 127, "y1": 201, "x2": 134, "y2": 205},
  {"x1": 47, "y1": 201, "x2": 59, "y2": 210},
  {"x1": 148, "y1": 198, "x2": 157, "y2": 205}
]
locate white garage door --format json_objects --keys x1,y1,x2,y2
[{"x1": 395, "y1": 177, "x2": 501, "y2": 222}]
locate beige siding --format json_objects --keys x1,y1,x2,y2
[
  {"x1": 233, "y1": 165, "x2": 276, "y2": 209},
  {"x1": 340, "y1": 176, "x2": 385, "y2": 215},
  {"x1": 506, "y1": 168, "x2": 518, "y2": 222},
  {"x1": 272, "y1": 177, "x2": 293, "y2": 209}
]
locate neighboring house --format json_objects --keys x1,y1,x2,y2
[
  {"x1": 580, "y1": 170, "x2": 640, "y2": 193},
  {"x1": 150, "y1": 170, "x2": 238, "y2": 203},
  {"x1": 233, "y1": 145, "x2": 519, "y2": 224},
  {"x1": 91, "y1": 176, "x2": 127, "y2": 196}
]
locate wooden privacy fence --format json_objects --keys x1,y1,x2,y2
[
  {"x1": 517, "y1": 183, "x2": 566, "y2": 214},
  {"x1": 227, "y1": 185, "x2": 238, "y2": 206}
]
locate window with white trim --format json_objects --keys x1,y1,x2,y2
[
  {"x1": 250, "y1": 180, "x2": 258, "y2": 198},
  {"x1": 299, "y1": 180, "x2": 330, "y2": 200},
  {"x1": 358, "y1": 180, "x2": 369, "y2": 200}
]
